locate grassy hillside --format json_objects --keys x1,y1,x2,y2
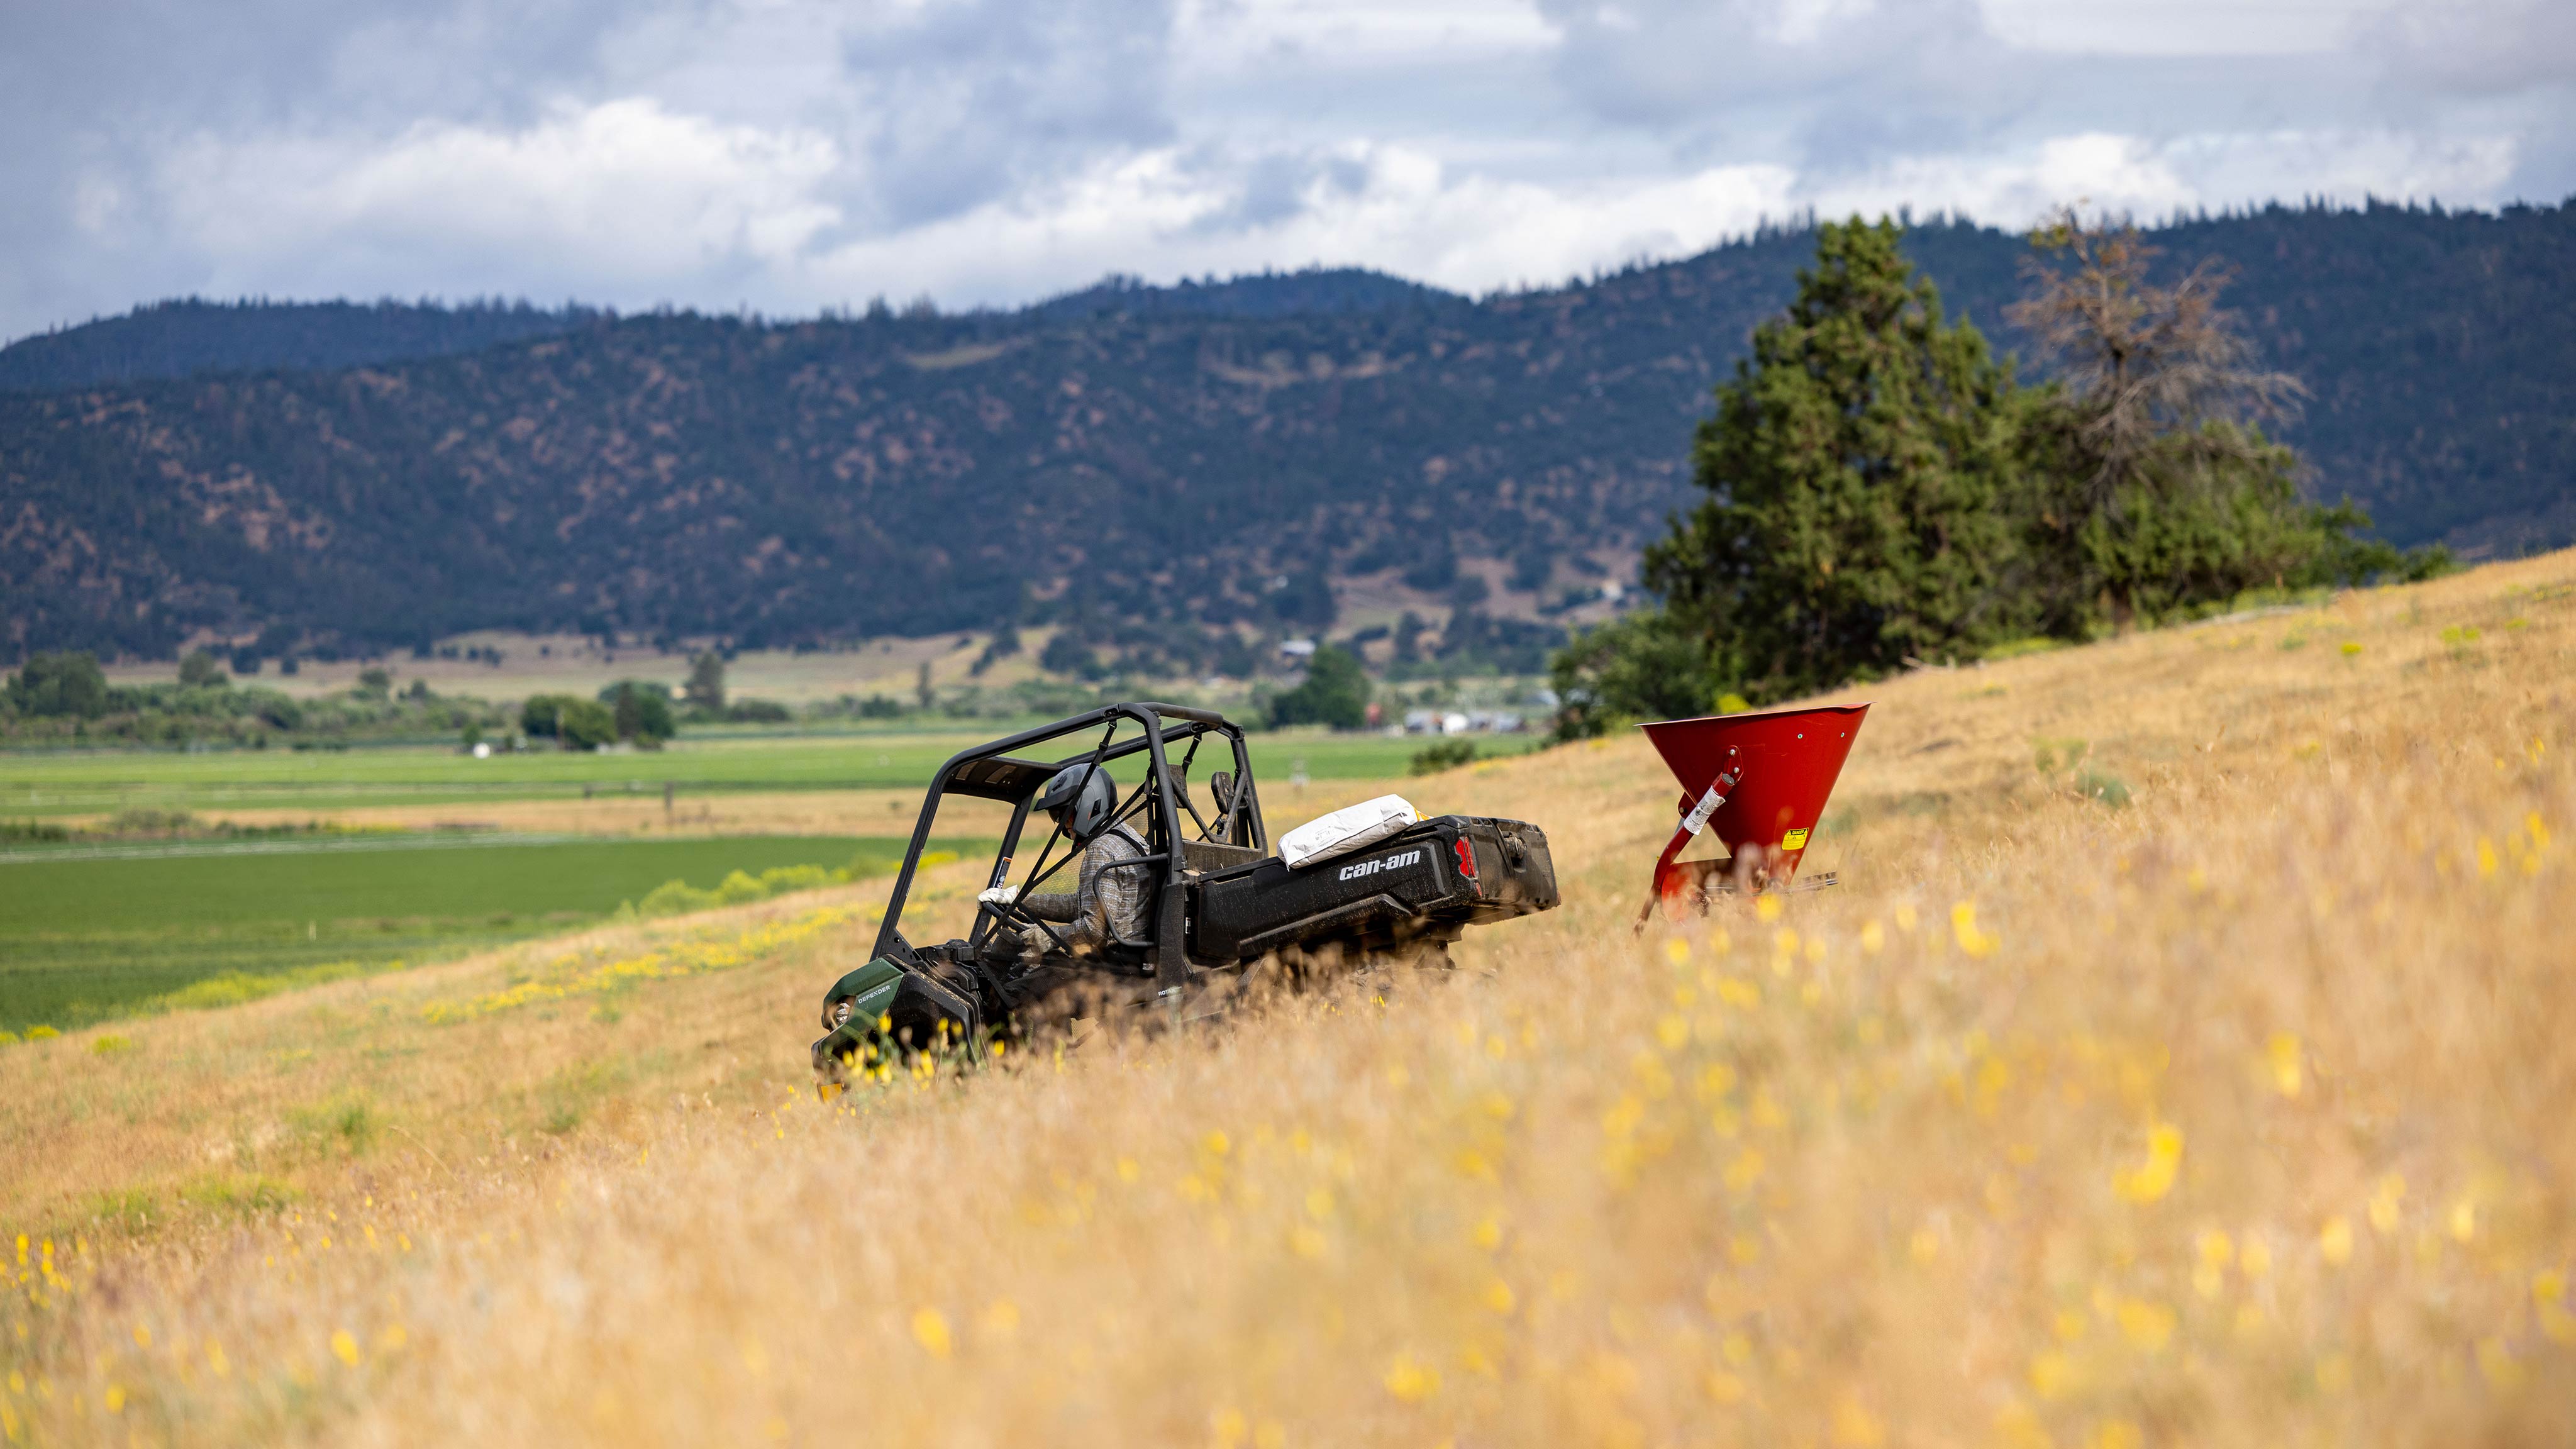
[{"x1": 0, "y1": 551, "x2": 2569, "y2": 1444}]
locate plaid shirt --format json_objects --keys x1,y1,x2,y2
[{"x1": 1021, "y1": 823, "x2": 1151, "y2": 953}]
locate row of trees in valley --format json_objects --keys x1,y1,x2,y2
[
  {"x1": 0, "y1": 650, "x2": 695, "y2": 751},
  {"x1": 0, "y1": 650, "x2": 511, "y2": 747},
  {"x1": 1552, "y1": 213, "x2": 2448, "y2": 734},
  {"x1": 2, "y1": 645, "x2": 852, "y2": 750}
]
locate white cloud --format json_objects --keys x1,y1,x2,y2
[
  {"x1": 155, "y1": 99, "x2": 843, "y2": 303},
  {"x1": 1980, "y1": 0, "x2": 2402, "y2": 58},
  {"x1": 0, "y1": 0, "x2": 2567, "y2": 340}
]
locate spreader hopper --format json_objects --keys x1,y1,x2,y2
[{"x1": 1635, "y1": 704, "x2": 1869, "y2": 924}]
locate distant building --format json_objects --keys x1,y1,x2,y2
[
  {"x1": 1278, "y1": 638, "x2": 1317, "y2": 662},
  {"x1": 1401, "y1": 708, "x2": 1528, "y2": 735}
]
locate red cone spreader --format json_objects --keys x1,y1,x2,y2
[{"x1": 1635, "y1": 703, "x2": 1869, "y2": 926}]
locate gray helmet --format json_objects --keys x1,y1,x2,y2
[{"x1": 1035, "y1": 762, "x2": 1118, "y2": 841}]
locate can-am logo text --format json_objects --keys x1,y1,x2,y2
[{"x1": 1339, "y1": 848, "x2": 1424, "y2": 882}]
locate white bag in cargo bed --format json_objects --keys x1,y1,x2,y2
[{"x1": 1280, "y1": 794, "x2": 1419, "y2": 870}]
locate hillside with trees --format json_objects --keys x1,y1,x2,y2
[
  {"x1": 1, "y1": 201, "x2": 2567, "y2": 668},
  {"x1": 1551, "y1": 216, "x2": 2443, "y2": 732}
]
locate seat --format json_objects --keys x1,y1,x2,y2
[{"x1": 1182, "y1": 838, "x2": 1269, "y2": 874}]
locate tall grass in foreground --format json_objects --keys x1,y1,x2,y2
[{"x1": 1, "y1": 561, "x2": 2571, "y2": 1445}]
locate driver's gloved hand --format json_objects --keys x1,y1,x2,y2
[{"x1": 977, "y1": 886, "x2": 1015, "y2": 909}]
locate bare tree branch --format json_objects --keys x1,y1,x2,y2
[{"x1": 2009, "y1": 208, "x2": 2306, "y2": 511}]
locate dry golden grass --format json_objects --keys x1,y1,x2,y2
[{"x1": 6, "y1": 552, "x2": 2573, "y2": 1446}]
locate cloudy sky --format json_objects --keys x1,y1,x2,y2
[{"x1": 2, "y1": 0, "x2": 2568, "y2": 341}]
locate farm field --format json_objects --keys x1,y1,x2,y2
[
  {"x1": 0, "y1": 834, "x2": 964, "y2": 1035},
  {"x1": 0, "y1": 549, "x2": 2569, "y2": 1445},
  {"x1": 0, "y1": 726, "x2": 1440, "y2": 821}
]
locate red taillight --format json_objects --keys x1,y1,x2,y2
[{"x1": 1453, "y1": 837, "x2": 1479, "y2": 880}]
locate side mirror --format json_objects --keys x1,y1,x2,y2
[{"x1": 1208, "y1": 770, "x2": 1235, "y2": 813}]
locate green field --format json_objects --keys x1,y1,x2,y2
[
  {"x1": 0, "y1": 833, "x2": 958, "y2": 1035},
  {"x1": 0, "y1": 727, "x2": 1437, "y2": 818}
]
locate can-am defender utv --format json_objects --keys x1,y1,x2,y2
[{"x1": 811, "y1": 702, "x2": 1557, "y2": 1089}]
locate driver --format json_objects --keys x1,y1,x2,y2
[{"x1": 979, "y1": 762, "x2": 1150, "y2": 955}]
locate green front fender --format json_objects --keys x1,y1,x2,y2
[{"x1": 811, "y1": 957, "x2": 908, "y2": 1091}]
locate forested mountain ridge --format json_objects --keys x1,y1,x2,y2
[
  {"x1": 3, "y1": 200, "x2": 2569, "y2": 663},
  {"x1": 0, "y1": 298, "x2": 597, "y2": 396},
  {"x1": 0, "y1": 270, "x2": 1465, "y2": 396}
]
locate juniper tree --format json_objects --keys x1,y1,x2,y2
[{"x1": 1646, "y1": 219, "x2": 2031, "y2": 702}]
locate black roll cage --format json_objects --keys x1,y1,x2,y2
[{"x1": 871, "y1": 702, "x2": 1269, "y2": 993}]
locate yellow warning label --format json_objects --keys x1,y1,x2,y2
[{"x1": 1781, "y1": 828, "x2": 1811, "y2": 850}]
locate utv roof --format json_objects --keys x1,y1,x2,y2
[{"x1": 933, "y1": 702, "x2": 1237, "y2": 802}]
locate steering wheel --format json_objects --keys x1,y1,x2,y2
[
  {"x1": 977, "y1": 874, "x2": 1072, "y2": 953},
  {"x1": 1199, "y1": 770, "x2": 1241, "y2": 843}
]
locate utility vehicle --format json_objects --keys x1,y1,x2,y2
[{"x1": 811, "y1": 702, "x2": 1557, "y2": 1087}]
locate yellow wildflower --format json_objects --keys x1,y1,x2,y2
[
  {"x1": 2477, "y1": 1337, "x2": 2525, "y2": 1391},
  {"x1": 1382, "y1": 1355, "x2": 1441, "y2": 1403},
  {"x1": 2092, "y1": 1421, "x2": 2142, "y2": 1449},
  {"x1": 1951, "y1": 900, "x2": 1999, "y2": 957},
  {"x1": 1724, "y1": 1147, "x2": 1765, "y2": 1192},
  {"x1": 2319, "y1": 1216, "x2": 2354, "y2": 1266},
  {"x1": 2113, "y1": 1123, "x2": 2183, "y2": 1203},
  {"x1": 2265, "y1": 1033, "x2": 2302, "y2": 1097},
  {"x1": 2240, "y1": 1237, "x2": 2272, "y2": 1277},
  {"x1": 1829, "y1": 1397, "x2": 1885, "y2": 1446},
  {"x1": 2116, "y1": 1299, "x2": 2175, "y2": 1352}
]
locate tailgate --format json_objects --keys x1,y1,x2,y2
[
  {"x1": 1187, "y1": 815, "x2": 1557, "y2": 962},
  {"x1": 1189, "y1": 818, "x2": 1475, "y2": 960}
]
